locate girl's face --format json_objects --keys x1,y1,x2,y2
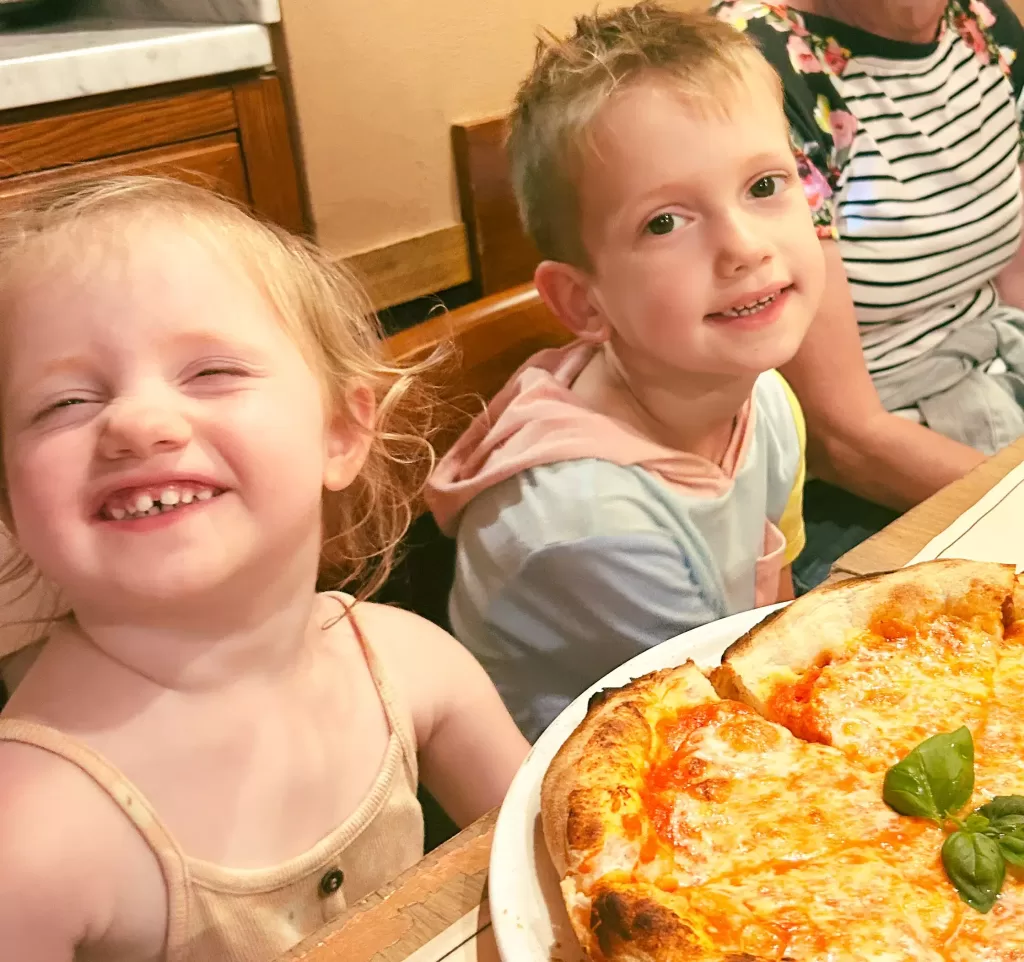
[{"x1": 0, "y1": 225, "x2": 367, "y2": 622}]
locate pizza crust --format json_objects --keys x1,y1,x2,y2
[
  {"x1": 541, "y1": 662, "x2": 717, "y2": 879},
  {"x1": 710, "y1": 559, "x2": 1015, "y2": 715}
]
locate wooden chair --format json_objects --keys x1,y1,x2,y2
[
  {"x1": 378, "y1": 283, "x2": 572, "y2": 628},
  {"x1": 451, "y1": 117, "x2": 539, "y2": 296},
  {"x1": 381, "y1": 283, "x2": 571, "y2": 850},
  {"x1": 386, "y1": 281, "x2": 572, "y2": 462}
]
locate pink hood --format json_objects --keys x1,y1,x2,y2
[{"x1": 425, "y1": 341, "x2": 754, "y2": 536}]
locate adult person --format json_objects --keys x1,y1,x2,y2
[{"x1": 715, "y1": 0, "x2": 1024, "y2": 590}]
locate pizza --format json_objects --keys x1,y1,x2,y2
[{"x1": 541, "y1": 559, "x2": 1024, "y2": 961}]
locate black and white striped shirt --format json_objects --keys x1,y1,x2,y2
[{"x1": 719, "y1": 0, "x2": 1024, "y2": 377}]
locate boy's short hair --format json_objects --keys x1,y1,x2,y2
[{"x1": 507, "y1": 2, "x2": 782, "y2": 268}]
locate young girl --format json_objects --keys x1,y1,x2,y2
[{"x1": 0, "y1": 177, "x2": 529, "y2": 962}]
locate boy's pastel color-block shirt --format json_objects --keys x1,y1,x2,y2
[{"x1": 425, "y1": 341, "x2": 805, "y2": 741}]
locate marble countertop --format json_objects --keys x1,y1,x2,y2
[
  {"x1": 80, "y1": 0, "x2": 280, "y2": 24},
  {"x1": 0, "y1": 14, "x2": 273, "y2": 111}
]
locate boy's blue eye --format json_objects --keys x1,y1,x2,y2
[{"x1": 645, "y1": 213, "x2": 687, "y2": 236}]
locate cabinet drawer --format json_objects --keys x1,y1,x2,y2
[{"x1": 0, "y1": 134, "x2": 249, "y2": 208}]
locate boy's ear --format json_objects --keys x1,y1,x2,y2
[
  {"x1": 323, "y1": 384, "x2": 375, "y2": 492},
  {"x1": 534, "y1": 260, "x2": 611, "y2": 343}
]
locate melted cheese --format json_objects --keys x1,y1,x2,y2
[
  {"x1": 975, "y1": 637, "x2": 1024, "y2": 802},
  {"x1": 667, "y1": 830, "x2": 956, "y2": 961},
  {"x1": 635, "y1": 702, "x2": 899, "y2": 887},
  {"x1": 949, "y1": 875, "x2": 1024, "y2": 961},
  {"x1": 767, "y1": 619, "x2": 998, "y2": 770}
]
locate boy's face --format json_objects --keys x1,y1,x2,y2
[{"x1": 572, "y1": 78, "x2": 824, "y2": 380}]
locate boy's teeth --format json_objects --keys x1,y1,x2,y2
[
  {"x1": 181, "y1": 490, "x2": 195, "y2": 504},
  {"x1": 110, "y1": 507, "x2": 126, "y2": 520},
  {"x1": 721, "y1": 292, "x2": 778, "y2": 317},
  {"x1": 135, "y1": 493, "x2": 154, "y2": 513},
  {"x1": 160, "y1": 488, "x2": 180, "y2": 506},
  {"x1": 196, "y1": 489, "x2": 213, "y2": 501}
]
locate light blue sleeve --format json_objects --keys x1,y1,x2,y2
[{"x1": 482, "y1": 532, "x2": 721, "y2": 741}]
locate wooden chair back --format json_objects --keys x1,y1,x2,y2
[
  {"x1": 451, "y1": 117, "x2": 539, "y2": 296},
  {"x1": 386, "y1": 281, "x2": 572, "y2": 462}
]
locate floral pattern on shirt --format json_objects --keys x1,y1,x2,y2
[{"x1": 713, "y1": 0, "x2": 1024, "y2": 240}]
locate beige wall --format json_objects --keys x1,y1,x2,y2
[
  {"x1": 280, "y1": 0, "x2": 703, "y2": 303},
  {"x1": 281, "y1": 1, "x2": 578, "y2": 255},
  {"x1": 280, "y1": 0, "x2": 1023, "y2": 302}
]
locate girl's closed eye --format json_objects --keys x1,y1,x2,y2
[
  {"x1": 34, "y1": 395, "x2": 99, "y2": 424},
  {"x1": 185, "y1": 362, "x2": 256, "y2": 387}
]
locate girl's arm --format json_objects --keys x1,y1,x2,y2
[
  {"x1": 367, "y1": 606, "x2": 528, "y2": 827},
  {"x1": 0, "y1": 745, "x2": 107, "y2": 962}
]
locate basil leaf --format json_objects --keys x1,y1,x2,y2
[
  {"x1": 978, "y1": 795, "x2": 1024, "y2": 821},
  {"x1": 883, "y1": 727, "x2": 975, "y2": 821},
  {"x1": 965, "y1": 813, "x2": 991, "y2": 834},
  {"x1": 987, "y1": 815, "x2": 1024, "y2": 836},
  {"x1": 998, "y1": 833, "x2": 1024, "y2": 868},
  {"x1": 942, "y1": 831, "x2": 1005, "y2": 913}
]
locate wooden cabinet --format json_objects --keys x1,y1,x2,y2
[{"x1": 0, "y1": 73, "x2": 305, "y2": 233}]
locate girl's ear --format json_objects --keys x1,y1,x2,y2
[
  {"x1": 533, "y1": 260, "x2": 612, "y2": 343},
  {"x1": 323, "y1": 384, "x2": 375, "y2": 492}
]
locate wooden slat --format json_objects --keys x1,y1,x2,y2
[
  {"x1": 833, "y1": 437, "x2": 1024, "y2": 577},
  {"x1": 347, "y1": 224, "x2": 472, "y2": 310},
  {"x1": 282, "y1": 810, "x2": 497, "y2": 962},
  {"x1": 452, "y1": 116, "x2": 540, "y2": 295},
  {"x1": 0, "y1": 89, "x2": 238, "y2": 179},
  {"x1": 233, "y1": 74, "x2": 307, "y2": 234},
  {"x1": 0, "y1": 134, "x2": 249, "y2": 207}
]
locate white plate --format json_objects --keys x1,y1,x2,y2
[{"x1": 488, "y1": 603, "x2": 784, "y2": 962}]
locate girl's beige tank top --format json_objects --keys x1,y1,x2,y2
[{"x1": 0, "y1": 600, "x2": 425, "y2": 961}]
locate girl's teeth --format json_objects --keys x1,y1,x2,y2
[{"x1": 107, "y1": 486, "x2": 217, "y2": 520}]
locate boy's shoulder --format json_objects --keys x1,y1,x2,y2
[{"x1": 460, "y1": 457, "x2": 683, "y2": 551}]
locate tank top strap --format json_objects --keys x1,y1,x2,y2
[
  {"x1": 0, "y1": 718, "x2": 192, "y2": 954},
  {"x1": 324, "y1": 595, "x2": 419, "y2": 786}
]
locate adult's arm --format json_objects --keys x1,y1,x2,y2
[
  {"x1": 782, "y1": 240, "x2": 985, "y2": 511},
  {"x1": 995, "y1": 164, "x2": 1024, "y2": 309}
]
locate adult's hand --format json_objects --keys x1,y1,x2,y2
[{"x1": 782, "y1": 240, "x2": 985, "y2": 511}]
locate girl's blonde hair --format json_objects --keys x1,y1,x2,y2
[{"x1": 0, "y1": 175, "x2": 439, "y2": 602}]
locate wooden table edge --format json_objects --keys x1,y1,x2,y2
[{"x1": 832, "y1": 438, "x2": 1024, "y2": 578}]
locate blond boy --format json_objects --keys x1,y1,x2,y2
[{"x1": 427, "y1": 3, "x2": 825, "y2": 740}]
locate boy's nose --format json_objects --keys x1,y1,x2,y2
[
  {"x1": 97, "y1": 397, "x2": 192, "y2": 461},
  {"x1": 715, "y1": 214, "x2": 773, "y2": 277}
]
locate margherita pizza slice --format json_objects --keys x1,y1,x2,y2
[
  {"x1": 542, "y1": 662, "x2": 909, "y2": 959},
  {"x1": 711, "y1": 560, "x2": 1014, "y2": 770},
  {"x1": 585, "y1": 827, "x2": 958, "y2": 962}
]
